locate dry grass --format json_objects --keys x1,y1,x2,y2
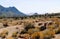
[{"x1": 0, "y1": 17, "x2": 59, "y2": 39}]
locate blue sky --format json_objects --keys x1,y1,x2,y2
[{"x1": 0, "y1": 0, "x2": 60, "y2": 15}]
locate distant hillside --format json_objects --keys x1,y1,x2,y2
[
  {"x1": 0, "y1": 5, "x2": 26, "y2": 17},
  {"x1": 28, "y1": 13, "x2": 60, "y2": 19}
]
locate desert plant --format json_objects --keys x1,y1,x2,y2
[
  {"x1": 6, "y1": 36, "x2": 14, "y2": 39},
  {"x1": 27, "y1": 29, "x2": 34, "y2": 35},
  {"x1": 31, "y1": 32, "x2": 44, "y2": 39},
  {"x1": 55, "y1": 27, "x2": 60, "y2": 34},
  {"x1": 3, "y1": 22, "x2": 8, "y2": 27},
  {"x1": 39, "y1": 26, "x2": 46, "y2": 31},
  {"x1": 20, "y1": 30, "x2": 27, "y2": 34},
  {"x1": 44, "y1": 29, "x2": 55, "y2": 39},
  {"x1": 0, "y1": 30, "x2": 8, "y2": 39},
  {"x1": 24, "y1": 23, "x2": 35, "y2": 31},
  {"x1": 12, "y1": 31, "x2": 18, "y2": 37}
]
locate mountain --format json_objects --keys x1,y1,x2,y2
[
  {"x1": 33, "y1": 13, "x2": 38, "y2": 15},
  {"x1": 0, "y1": 5, "x2": 26, "y2": 17}
]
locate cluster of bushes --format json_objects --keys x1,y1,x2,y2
[
  {"x1": 0, "y1": 17, "x2": 60, "y2": 39},
  {"x1": 19, "y1": 20, "x2": 60, "y2": 39},
  {"x1": 0, "y1": 30, "x2": 8, "y2": 39}
]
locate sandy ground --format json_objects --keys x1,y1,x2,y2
[
  {"x1": 52, "y1": 34, "x2": 60, "y2": 39},
  {"x1": 0, "y1": 25, "x2": 24, "y2": 37}
]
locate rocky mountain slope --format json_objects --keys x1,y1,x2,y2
[{"x1": 0, "y1": 5, "x2": 26, "y2": 17}]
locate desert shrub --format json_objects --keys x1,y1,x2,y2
[
  {"x1": 31, "y1": 32, "x2": 44, "y2": 39},
  {"x1": 3, "y1": 22, "x2": 8, "y2": 27},
  {"x1": 44, "y1": 36, "x2": 51, "y2": 39},
  {"x1": 55, "y1": 27, "x2": 60, "y2": 34},
  {"x1": 35, "y1": 36, "x2": 40, "y2": 39},
  {"x1": 27, "y1": 29, "x2": 34, "y2": 35},
  {"x1": 18, "y1": 35, "x2": 24, "y2": 38},
  {"x1": 17, "y1": 34, "x2": 21, "y2": 38},
  {"x1": 0, "y1": 33, "x2": 5, "y2": 38},
  {"x1": 20, "y1": 30, "x2": 27, "y2": 34},
  {"x1": 44, "y1": 23, "x2": 47, "y2": 26},
  {"x1": 38, "y1": 23, "x2": 42, "y2": 26},
  {"x1": 27, "y1": 27, "x2": 40, "y2": 35},
  {"x1": 0, "y1": 23, "x2": 4, "y2": 28},
  {"x1": 6, "y1": 36, "x2": 14, "y2": 39},
  {"x1": 34, "y1": 27, "x2": 40, "y2": 32},
  {"x1": 12, "y1": 31, "x2": 18, "y2": 37},
  {"x1": 47, "y1": 25, "x2": 55, "y2": 30},
  {"x1": 31, "y1": 32, "x2": 39, "y2": 39},
  {"x1": 35, "y1": 20, "x2": 39, "y2": 22},
  {"x1": 20, "y1": 17, "x2": 24, "y2": 20},
  {"x1": 1, "y1": 30, "x2": 8, "y2": 35},
  {"x1": 24, "y1": 23, "x2": 35, "y2": 31},
  {"x1": 0, "y1": 30, "x2": 8, "y2": 38},
  {"x1": 48, "y1": 22, "x2": 53, "y2": 25},
  {"x1": 56, "y1": 31, "x2": 60, "y2": 34},
  {"x1": 39, "y1": 26, "x2": 46, "y2": 31},
  {"x1": 14, "y1": 17, "x2": 19, "y2": 20},
  {"x1": 16, "y1": 27, "x2": 19, "y2": 29},
  {"x1": 23, "y1": 34, "x2": 30, "y2": 39},
  {"x1": 44, "y1": 29, "x2": 55, "y2": 39}
]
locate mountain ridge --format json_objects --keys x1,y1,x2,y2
[{"x1": 0, "y1": 5, "x2": 26, "y2": 17}]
